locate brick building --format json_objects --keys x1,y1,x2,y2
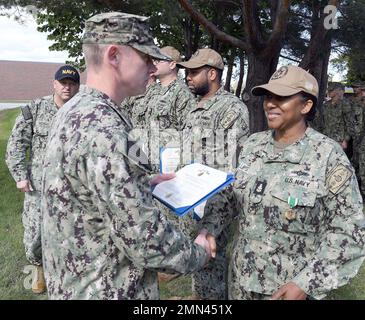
[{"x1": 0, "y1": 60, "x2": 85, "y2": 102}]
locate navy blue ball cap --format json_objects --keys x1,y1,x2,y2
[{"x1": 55, "y1": 65, "x2": 80, "y2": 83}]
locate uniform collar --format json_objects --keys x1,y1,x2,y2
[
  {"x1": 196, "y1": 86, "x2": 225, "y2": 110},
  {"x1": 159, "y1": 78, "x2": 177, "y2": 94},
  {"x1": 261, "y1": 127, "x2": 312, "y2": 164},
  {"x1": 83, "y1": 85, "x2": 133, "y2": 129},
  {"x1": 50, "y1": 95, "x2": 60, "y2": 111}
]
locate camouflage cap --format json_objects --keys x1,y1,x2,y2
[
  {"x1": 82, "y1": 12, "x2": 169, "y2": 60},
  {"x1": 327, "y1": 82, "x2": 345, "y2": 91},
  {"x1": 160, "y1": 46, "x2": 182, "y2": 62},
  {"x1": 177, "y1": 48, "x2": 224, "y2": 70},
  {"x1": 251, "y1": 65, "x2": 319, "y2": 98}
]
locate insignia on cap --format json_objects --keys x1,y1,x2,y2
[
  {"x1": 62, "y1": 70, "x2": 76, "y2": 75},
  {"x1": 271, "y1": 66, "x2": 288, "y2": 80},
  {"x1": 326, "y1": 164, "x2": 352, "y2": 194}
]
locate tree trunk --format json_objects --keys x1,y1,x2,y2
[
  {"x1": 243, "y1": 52, "x2": 280, "y2": 133},
  {"x1": 300, "y1": 32, "x2": 332, "y2": 128},
  {"x1": 192, "y1": 22, "x2": 201, "y2": 57},
  {"x1": 236, "y1": 52, "x2": 245, "y2": 97},
  {"x1": 224, "y1": 53, "x2": 234, "y2": 92},
  {"x1": 182, "y1": 18, "x2": 193, "y2": 59}
]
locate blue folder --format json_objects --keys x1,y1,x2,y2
[{"x1": 153, "y1": 173, "x2": 235, "y2": 217}]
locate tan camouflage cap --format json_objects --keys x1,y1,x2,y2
[
  {"x1": 160, "y1": 46, "x2": 182, "y2": 62},
  {"x1": 177, "y1": 48, "x2": 224, "y2": 70},
  {"x1": 252, "y1": 65, "x2": 319, "y2": 98},
  {"x1": 82, "y1": 12, "x2": 169, "y2": 60}
]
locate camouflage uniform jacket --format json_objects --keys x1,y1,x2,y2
[
  {"x1": 41, "y1": 86, "x2": 207, "y2": 300},
  {"x1": 349, "y1": 96, "x2": 365, "y2": 140},
  {"x1": 6, "y1": 95, "x2": 58, "y2": 190},
  {"x1": 122, "y1": 82, "x2": 161, "y2": 127},
  {"x1": 183, "y1": 86, "x2": 249, "y2": 170},
  {"x1": 201, "y1": 127, "x2": 365, "y2": 299},
  {"x1": 148, "y1": 78, "x2": 195, "y2": 131},
  {"x1": 318, "y1": 98, "x2": 352, "y2": 143}
]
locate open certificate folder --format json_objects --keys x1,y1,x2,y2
[{"x1": 152, "y1": 163, "x2": 235, "y2": 217}]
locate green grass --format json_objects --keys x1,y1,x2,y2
[
  {"x1": 0, "y1": 108, "x2": 364, "y2": 300},
  {"x1": 0, "y1": 108, "x2": 46, "y2": 299}
]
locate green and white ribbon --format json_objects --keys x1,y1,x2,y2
[{"x1": 287, "y1": 196, "x2": 298, "y2": 208}]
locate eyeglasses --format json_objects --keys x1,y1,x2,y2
[{"x1": 153, "y1": 59, "x2": 170, "y2": 65}]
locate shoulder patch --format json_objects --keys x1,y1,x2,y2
[
  {"x1": 326, "y1": 164, "x2": 352, "y2": 194},
  {"x1": 220, "y1": 110, "x2": 239, "y2": 129},
  {"x1": 21, "y1": 105, "x2": 33, "y2": 121}
]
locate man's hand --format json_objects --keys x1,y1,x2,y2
[
  {"x1": 271, "y1": 282, "x2": 307, "y2": 300},
  {"x1": 206, "y1": 233, "x2": 216, "y2": 258},
  {"x1": 16, "y1": 180, "x2": 33, "y2": 192},
  {"x1": 194, "y1": 229, "x2": 216, "y2": 259},
  {"x1": 150, "y1": 173, "x2": 176, "y2": 187}
]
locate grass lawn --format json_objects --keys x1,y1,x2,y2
[
  {"x1": 0, "y1": 108, "x2": 364, "y2": 300},
  {"x1": 0, "y1": 108, "x2": 46, "y2": 299}
]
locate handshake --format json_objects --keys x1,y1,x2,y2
[{"x1": 194, "y1": 229, "x2": 216, "y2": 262}]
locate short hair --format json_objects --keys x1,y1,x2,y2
[
  {"x1": 204, "y1": 66, "x2": 223, "y2": 82},
  {"x1": 299, "y1": 91, "x2": 317, "y2": 121},
  {"x1": 215, "y1": 68, "x2": 223, "y2": 82},
  {"x1": 82, "y1": 43, "x2": 108, "y2": 70}
]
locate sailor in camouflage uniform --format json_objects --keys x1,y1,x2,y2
[
  {"x1": 199, "y1": 66, "x2": 365, "y2": 300},
  {"x1": 121, "y1": 74, "x2": 159, "y2": 127},
  {"x1": 349, "y1": 82, "x2": 365, "y2": 198},
  {"x1": 312, "y1": 82, "x2": 352, "y2": 151},
  {"x1": 176, "y1": 49, "x2": 250, "y2": 300},
  {"x1": 146, "y1": 46, "x2": 197, "y2": 282},
  {"x1": 151, "y1": 46, "x2": 195, "y2": 134},
  {"x1": 5, "y1": 65, "x2": 80, "y2": 294},
  {"x1": 41, "y1": 12, "x2": 211, "y2": 300}
]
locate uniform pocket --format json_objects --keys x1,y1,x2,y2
[
  {"x1": 270, "y1": 189, "x2": 319, "y2": 234},
  {"x1": 34, "y1": 121, "x2": 49, "y2": 136}
]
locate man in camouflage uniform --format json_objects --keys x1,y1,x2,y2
[
  {"x1": 122, "y1": 74, "x2": 159, "y2": 126},
  {"x1": 146, "y1": 46, "x2": 197, "y2": 282},
  {"x1": 41, "y1": 12, "x2": 212, "y2": 300},
  {"x1": 351, "y1": 82, "x2": 365, "y2": 198},
  {"x1": 312, "y1": 82, "x2": 352, "y2": 151},
  {"x1": 151, "y1": 46, "x2": 195, "y2": 134},
  {"x1": 5, "y1": 65, "x2": 80, "y2": 294},
  {"x1": 199, "y1": 65, "x2": 365, "y2": 300},
  {"x1": 175, "y1": 48, "x2": 250, "y2": 300}
]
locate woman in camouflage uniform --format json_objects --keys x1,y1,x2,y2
[{"x1": 199, "y1": 65, "x2": 365, "y2": 300}]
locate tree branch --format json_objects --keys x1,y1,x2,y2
[
  {"x1": 299, "y1": 0, "x2": 339, "y2": 69},
  {"x1": 264, "y1": 0, "x2": 291, "y2": 56},
  {"x1": 279, "y1": 53, "x2": 301, "y2": 63},
  {"x1": 241, "y1": 0, "x2": 264, "y2": 51},
  {"x1": 178, "y1": 0, "x2": 248, "y2": 51}
]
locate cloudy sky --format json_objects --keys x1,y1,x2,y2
[{"x1": 0, "y1": 13, "x2": 69, "y2": 63}]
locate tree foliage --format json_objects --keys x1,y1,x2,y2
[
  {"x1": 1, "y1": 0, "x2": 364, "y2": 130},
  {"x1": 335, "y1": 0, "x2": 365, "y2": 83}
]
